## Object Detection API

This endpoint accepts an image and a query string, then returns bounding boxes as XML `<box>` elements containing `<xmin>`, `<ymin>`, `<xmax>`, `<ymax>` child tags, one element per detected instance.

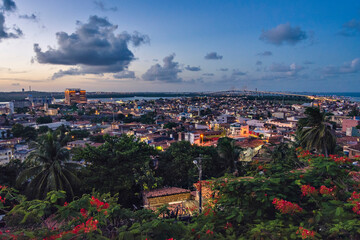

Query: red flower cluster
<box><xmin>257</xmin><ymin>165</ymin><xmax>263</xmax><ymax>170</ymax></box>
<box><xmin>73</xmin><ymin>217</ymin><xmax>98</xmax><ymax>234</ymax></box>
<box><xmin>0</xmin><ymin>185</ymin><xmax>7</xmax><ymax>190</ymax></box>
<box><xmin>90</xmin><ymin>196</ymin><xmax>109</xmax><ymax>211</ymax></box>
<box><xmin>80</xmin><ymin>208</ymin><xmax>88</xmax><ymax>218</ymax></box>
<box><xmin>45</xmin><ymin>217</ymin><xmax>98</xmax><ymax>239</ymax></box>
<box><xmin>348</xmin><ymin>191</ymin><xmax>360</xmax><ymax>215</ymax></box>
<box><xmin>0</xmin><ymin>196</ymin><xmax>6</xmax><ymax>204</ymax></box>
<box><xmin>296</xmin><ymin>227</ymin><xmax>316</xmax><ymax>239</ymax></box>
<box><xmin>206</xmin><ymin>229</ymin><xmax>213</xmax><ymax>235</ymax></box>
<box><xmin>301</xmin><ymin>185</ymin><xmax>317</xmax><ymax>197</ymax></box>
<box><xmin>272</xmin><ymin>198</ymin><xmax>303</xmax><ymax>215</ymax></box>
<box><xmin>297</xmin><ymin>150</ymin><xmax>311</xmax><ymax>158</ymax></box>
<box><xmin>224</xmin><ymin>222</ymin><xmax>233</xmax><ymax>229</ymax></box>
<box><xmin>329</xmin><ymin>155</ymin><xmax>352</xmax><ymax>164</ymax></box>
<box><xmin>319</xmin><ymin>185</ymin><xmax>336</xmax><ymax>196</ymax></box>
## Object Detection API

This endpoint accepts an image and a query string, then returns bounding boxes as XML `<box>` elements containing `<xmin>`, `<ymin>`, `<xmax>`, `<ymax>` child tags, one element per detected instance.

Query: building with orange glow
<box><xmin>64</xmin><ymin>88</ymin><xmax>87</xmax><ymax>105</ymax></box>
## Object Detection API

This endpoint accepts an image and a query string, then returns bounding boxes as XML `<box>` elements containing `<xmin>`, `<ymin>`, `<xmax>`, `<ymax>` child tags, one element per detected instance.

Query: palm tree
<box><xmin>17</xmin><ymin>132</ymin><xmax>80</xmax><ymax>199</ymax></box>
<box><xmin>217</xmin><ymin>137</ymin><xmax>242</xmax><ymax>175</ymax></box>
<box><xmin>297</xmin><ymin>107</ymin><xmax>336</xmax><ymax>157</ymax></box>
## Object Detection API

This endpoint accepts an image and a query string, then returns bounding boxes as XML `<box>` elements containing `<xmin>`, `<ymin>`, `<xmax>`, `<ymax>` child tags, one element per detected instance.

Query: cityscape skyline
<box><xmin>0</xmin><ymin>0</ymin><xmax>359</xmax><ymax>92</ymax></box>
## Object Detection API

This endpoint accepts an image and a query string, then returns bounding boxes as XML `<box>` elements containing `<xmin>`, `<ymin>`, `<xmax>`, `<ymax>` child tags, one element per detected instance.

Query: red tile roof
<box><xmin>144</xmin><ymin>187</ymin><xmax>190</xmax><ymax>198</ymax></box>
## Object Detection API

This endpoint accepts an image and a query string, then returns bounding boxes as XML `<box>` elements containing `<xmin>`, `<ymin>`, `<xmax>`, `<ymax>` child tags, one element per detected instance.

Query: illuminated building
<box><xmin>64</xmin><ymin>88</ymin><xmax>87</xmax><ymax>105</ymax></box>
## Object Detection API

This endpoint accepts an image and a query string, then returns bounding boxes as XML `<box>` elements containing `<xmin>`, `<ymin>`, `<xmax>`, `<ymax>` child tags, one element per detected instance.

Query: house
<box><xmin>345</xmin><ymin>143</ymin><xmax>360</xmax><ymax>159</ymax></box>
<box><xmin>142</xmin><ymin>187</ymin><xmax>192</xmax><ymax>211</ymax></box>
<box><xmin>0</xmin><ymin>147</ymin><xmax>12</xmax><ymax>165</ymax></box>
<box><xmin>342</xmin><ymin>117</ymin><xmax>360</xmax><ymax>132</ymax></box>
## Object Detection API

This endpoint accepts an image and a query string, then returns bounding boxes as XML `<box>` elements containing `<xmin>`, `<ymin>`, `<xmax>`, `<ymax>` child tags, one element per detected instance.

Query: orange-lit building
<box><xmin>64</xmin><ymin>88</ymin><xmax>87</xmax><ymax>105</ymax></box>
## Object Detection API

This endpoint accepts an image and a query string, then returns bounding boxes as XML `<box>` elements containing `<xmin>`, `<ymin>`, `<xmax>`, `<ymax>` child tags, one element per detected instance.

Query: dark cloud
<box><xmin>51</xmin><ymin>68</ymin><xmax>83</xmax><ymax>80</ymax></box>
<box><xmin>256</xmin><ymin>61</ymin><xmax>262</xmax><ymax>65</ymax></box>
<box><xmin>2</xmin><ymin>0</ymin><xmax>16</xmax><ymax>12</ymax></box>
<box><xmin>0</xmin><ymin>13</ymin><xmax>23</xmax><ymax>41</ymax></box>
<box><xmin>204</xmin><ymin>52</ymin><xmax>223</xmax><ymax>60</ymax></box>
<box><xmin>269</xmin><ymin>63</ymin><xmax>304</xmax><ymax>76</ymax></box>
<box><xmin>339</xmin><ymin>19</ymin><xmax>360</xmax><ymax>37</ymax></box>
<box><xmin>218</xmin><ymin>68</ymin><xmax>228</xmax><ymax>71</ymax></box>
<box><xmin>113</xmin><ymin>70</ymin><xmax>135</xmax><ymax>79</ymax></box>
<box><xmin>260</xmin><ymin>23</ymin><xmax>307</xmax><ymax>45</ymax></box>
<box><xmin>185</xmin><ymin>65</ymin><xmax>201</xmax><ymax>71</ymax></box>
<box><xmin>323</xmin><ymin>58</ymin><xmax>360</xmax><ymax>75</ymax></box>
<box><xmin>232</xmin><ymin>70</ymin><xmax>246</xmax><ymax>76</ymax></box>
<box><xmin>94</xmin><ymin>0</ymin><xmax>117</xmax><ymax>12</ymax></box>
<box><xmin>303</xmin><ymin>60</ymin><xmax>314</xmax><ymax>65</ymax></box>
<box><xmin>257</xmin><ymin>51</ymin><xmax>272</xmax><ymax>56</ymax></box>
<box><xmin>203</xmin><ymin>73</ymin><xmax>214</xmax><ymax>76</ymax></box>
<box><xmin>142</xmin><ymin>54</ymin><xmax>182</xmax><ymax>83</ymax></box>
<box><xmin>19</xmin><ymin>14</ymin><xmax>37</xmax><ymax>21</ymax></box>
<box><xmin>32</xmin><ymin>16</ymin><xmax>149</xmax><ymax>79</ymax></box>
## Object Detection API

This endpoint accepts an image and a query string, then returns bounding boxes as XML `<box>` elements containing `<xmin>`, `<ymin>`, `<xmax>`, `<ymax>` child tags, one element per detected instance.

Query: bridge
<box><xmin>206</xmin><ymin>90</ymin><xmax>337</xmax><ymax>101</ymax></box>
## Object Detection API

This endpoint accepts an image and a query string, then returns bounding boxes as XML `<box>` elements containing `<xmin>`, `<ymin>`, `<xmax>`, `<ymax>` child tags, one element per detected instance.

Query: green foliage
<box><xmin>36</xmin><ymin>116</ymin><xmax>53</xmax><ymax>124</ymax></box>
<box><xmin>11</xmin><ymin>123</ymin><xmax>38</xmax><ymax>141</ymax></box>
<box><xmin>17</xmin><ymin>132</ymin><xmax>81</xmax><ymax>200</ymax></box>
<box><xmin>297</xmin><ymin>107</ymin><xmax>336</xmax><ymax>156</ymax></box>
<box><xmin>38</xmin><ymin>125</ymin><xmax>51</xmax><ymax>134</ymax></box>
<box><xmin>217</xmin><ymin>137</ymin><xmax>243</xmax><ymax>175</ymax></box>
<box><xmin>157</xmin><ymin>141</ymin><xmax>227</xmax><ymax>189</ymax></box>
<box><xmin>74</xmin><ymin>134</ymin><xmax>157</xmax><ymax>207</ymax></box>
<box><xmin>163</xmin><ymin>122</ymin><xmax>178</xmax><ymax>129</ymax></box>
<box><xmin>348</xmin><ymin>107</ymin><xmax>360</xmax><ymax>117</ymax></box>
<box><xmin>15</xmin><ymin>107</ymin><xmax>29</xmax><ymax>114</ymax></box>
<box><xmin>69</xmin><ymin>129</ymin><xmax>90</xmax><ymax>140</ymax></box>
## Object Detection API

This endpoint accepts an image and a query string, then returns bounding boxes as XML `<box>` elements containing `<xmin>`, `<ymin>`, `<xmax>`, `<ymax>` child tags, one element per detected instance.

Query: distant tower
<box><xmin>22</xmin><ymin>88</ymin><xmax>24</xmax><ymax>92</ymax></box>
<box><xmin>29</xmin><ymin>86</ymin><xmax>31</xmax><ymax>91</ymax></box>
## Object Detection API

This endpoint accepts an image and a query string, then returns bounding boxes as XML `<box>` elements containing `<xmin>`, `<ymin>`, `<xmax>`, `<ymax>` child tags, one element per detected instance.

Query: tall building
<box><xmin>64</xmin><ymin>88</ymin><xmax>87</xmax><ymax>105</ymax></box>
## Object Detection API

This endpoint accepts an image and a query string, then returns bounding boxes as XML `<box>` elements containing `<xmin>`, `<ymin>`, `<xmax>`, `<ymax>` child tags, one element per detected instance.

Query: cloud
<box><xmin>303</xmin><ymin>60</ymin><xmax>314</xmax><ymax>65</ymax></box>
<box><xmin>142</xmin><ymin>54</ymin><xmax>182</xmax><ymax>83</ymax></box>
<box><xmin>323</xmin><ymin>58</ymin><xmax>360</xmax><ymax>75</ymax></box>
<box><xmin>218</xmin><ymin>68</ymin><xmax>228</xmax><ymax>71</ymax></box>
<box><xmin>260</xmin><ymin>23</ymin><xmax>307</xmax><ymax>45</ymax></box>
<box><xmin>2</xmin><ymin>0</ymin><xmax>16</xmax><ymax>12</ymax></box>
<box><xmin>94</xmin><ymin>0</ymin><xmax>117</xmax><ymax>12</ymax></box>
<box><xmin>232</xmin><ymin>70</ymin><xmax>246</xmax><ymax>76</ymax></box>
<box><xmin>11</xmin><ymin>82</ymin><xmax>19</xmax><ymax>86</ymax></box>
<box><xmin>0</xmin><ymin>13</ymin><xmax>23</xmax><ymax>41</ymax></box>
<box><xmin>113</xmin><ymin>70</ymin><xmax>135</xmax><ymax>79</ymax></box>
<box><xmin>256</xmin><ymin>61</ymin><xmax>262</xmax><ymax>65</ymax></box>
<box><xmin>32</xmin><ymin>16</ymin><xmax>149</xmax><ymax>79</ymax></box>
<box><xmin>269</xmin><ymin>63</ymin><xmax>304</xmax><ymax>76</ymax></box>
<box><xmin>257</xmin><ymin>51</ymin><xmax>272</xmax><ymax>56</ymax></box>
<box><xmin>339</xmin><ymin>19</ymin><xmax>360</xmax><ymax>37</ymax></box>
<box><xmin>19</xmin><ymin>14</ymin><xmax>37</xmax><ymax>21</ymax></box>
<box><xmin>205</xmin><ymin>52</ymin><xmax>223</xmax><ymax>60</ymax></box>
<box><xmin>185</xmin><ymin>65</ymin><xmax>201</xmax><ymax>71</ymax></box>
<box><xmin>187</xmin><ymin>78</ymin><xmax>204</xmax><ymax>84</ymax></box>
<box><xmin>203</xmin><ymin>73</ymin><xmax>214</xmax><ymax>76</ymax></box>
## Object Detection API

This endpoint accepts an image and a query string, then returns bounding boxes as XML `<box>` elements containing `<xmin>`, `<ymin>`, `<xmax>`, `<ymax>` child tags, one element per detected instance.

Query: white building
<box><xmin>0</xmin><ymin>148</ymin><xmax>12</xmax><ymax>165</ymax></box>
<box><xmin>0</xmin><ymin>102</ymin><xmax>14</xmax><ymax>115</ymax></box>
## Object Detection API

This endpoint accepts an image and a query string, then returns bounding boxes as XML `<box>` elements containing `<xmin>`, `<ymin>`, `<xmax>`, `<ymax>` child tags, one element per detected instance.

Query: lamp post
<box><xmin>193</xmin><ymin>154</ymin><xmax>203</xmax><ymax>213</ymax></box>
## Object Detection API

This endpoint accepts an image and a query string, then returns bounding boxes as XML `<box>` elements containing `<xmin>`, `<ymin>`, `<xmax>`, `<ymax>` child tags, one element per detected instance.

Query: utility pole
<box><xmin>193</xmin><ymin>154</ymin><xmax>203</xmax><ymax>213</ymax></box>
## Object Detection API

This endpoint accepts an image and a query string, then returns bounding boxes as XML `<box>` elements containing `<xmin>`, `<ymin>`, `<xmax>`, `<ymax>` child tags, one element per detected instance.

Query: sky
<box><xmin>0</xmin><ymin>0</ymin><xmax>359</xmax><ymax>92</ymax></box>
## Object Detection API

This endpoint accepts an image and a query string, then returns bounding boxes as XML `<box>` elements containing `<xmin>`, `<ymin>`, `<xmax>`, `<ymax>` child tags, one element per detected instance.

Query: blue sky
<box><xmin>0</xmin><ymin>0</ymin><xmax>359</xmax><ymax>92</ymax></box>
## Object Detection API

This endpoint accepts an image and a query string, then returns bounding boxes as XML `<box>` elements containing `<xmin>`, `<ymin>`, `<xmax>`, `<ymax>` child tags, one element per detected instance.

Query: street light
<box><xmin>193</xmin><ymin>154</ymin><xmax>203</xmax><ymax>213</ymax></box>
